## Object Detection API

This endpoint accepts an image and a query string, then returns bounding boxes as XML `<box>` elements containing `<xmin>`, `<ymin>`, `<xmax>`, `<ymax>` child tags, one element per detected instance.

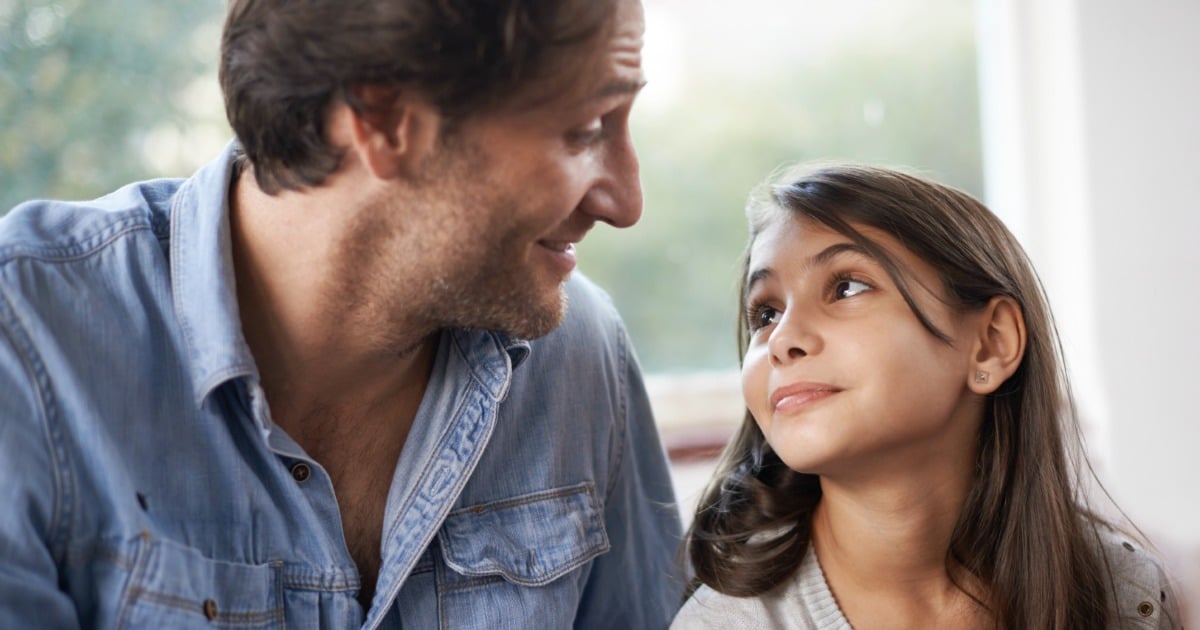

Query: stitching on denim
<box><xmin>440</xmin><ymin>574</ymin><xmax>505</xmax><ymax>592</ymax></box>
<box><xmin>607</xmin><ymin>316</ymin><xmax>631</xmax><ymax>500</ymax></box>
<box><xmin>446</xmin><ymin>481</ymin><xmax>595</xmax><ymax>517</ymax></box>
<box><xmin>115</xmin><ymin>533</ymin><xmax>153</xmax><ymax>629</ymax></box>
<box><xmin>442</xmin><ymin>538</ymin><xmax>610</xmax><ymax>590</ymax></box>
<box><xmin>0</xmin><ymin>282</ymin><xmax>73</xmax><ymax>561</ymax></box>
<box><xmin>130</xmin><ymin>588</ymin><xmax>284</xmax><ymax>623</ymax></box>
<box><xmin>449</xmin><ymin>330</ymin><xmax>505</xmax><ymax>401</ymax></box>
<box><xmin>378</xmin><ymin>383</ymin><xmax>498</xmax><ymax>622</ymax></box>
<box><xmin>282</xmin><ymin>577</ymin><xmax>360</xmax><ymax>592</ymax></box>
<box><xmin>62</xmin><ymin>542</ymin><xmax>134</xmax><ymax>569</ymax></box>
<box><xmin>0</xmin><ymin>217</ymin><xmax>151</xmax><ymax>265</ymax></box>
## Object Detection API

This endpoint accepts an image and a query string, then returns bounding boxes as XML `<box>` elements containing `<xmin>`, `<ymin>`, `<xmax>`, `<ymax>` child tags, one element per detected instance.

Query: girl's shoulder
<box><xmin>1094</xmin><ymin>524</ymin><xmax>1183</xmax><ymax>628</ymax></box>
<box><xmin>670</xmin><ymin>547</ymin><xmax>852</xmax><ymax>630</ymax></box>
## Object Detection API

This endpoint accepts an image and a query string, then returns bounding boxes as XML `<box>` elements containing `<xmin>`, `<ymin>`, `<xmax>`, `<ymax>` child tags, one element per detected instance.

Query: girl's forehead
<box><xmin>747</xmin><ymin>211</ymin><xmax>944</xmax><ymax>293</ymax></box>
<box><xmin>751</xmin><ymin>211</ymin><xmax>906</xmax><ymax>262</ymax></box>
<box><xmin>749</xmin><ymin>214</ymin><xmax>852</xmax><ymax>263</ymax></box>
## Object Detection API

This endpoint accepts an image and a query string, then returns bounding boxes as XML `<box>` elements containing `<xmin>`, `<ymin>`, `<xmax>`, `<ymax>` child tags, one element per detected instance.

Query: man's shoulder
<box><xmin>0</xmin><ymin>178</ymin><xmax>182</xmax><ymax>268</ymax></box>
<box><xmin>551</xmin><ymin>272</ymin><xmax>624</xmax><ymax>341</ymax></box>
<box><xmin>0</xmin><ymin>178</ymin><xmax>188</xmax><ymax>377</ymax></box>
<box><xmin>502</xmin><ymin>273</ymin><xmax>629</xmax><ymax>386</ymax></box>
<box><xmin>509</xmin><ymin>273</ymin><xmax>630</xmax><ymax>378</ymax></box>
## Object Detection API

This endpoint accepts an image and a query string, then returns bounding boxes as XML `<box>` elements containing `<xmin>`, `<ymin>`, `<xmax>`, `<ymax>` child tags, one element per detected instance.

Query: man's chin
<box><xmin>502</xmin><ymin>285</ymin><xmax>569</xmax><ymax>340</ymax></box>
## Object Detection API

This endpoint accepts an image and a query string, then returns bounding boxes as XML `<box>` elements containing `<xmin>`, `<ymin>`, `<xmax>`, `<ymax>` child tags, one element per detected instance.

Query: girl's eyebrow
<box><xmin>745</xmin><ymin>242</ymin><xmax>871</xmax><ymax>296</ymax></box>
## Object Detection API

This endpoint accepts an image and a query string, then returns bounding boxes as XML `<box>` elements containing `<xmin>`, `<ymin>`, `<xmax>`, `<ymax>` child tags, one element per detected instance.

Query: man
<box><xmin>0</xmin><ymin>0</ymin><xmax>682</xmax><ymax>627</ymax></box>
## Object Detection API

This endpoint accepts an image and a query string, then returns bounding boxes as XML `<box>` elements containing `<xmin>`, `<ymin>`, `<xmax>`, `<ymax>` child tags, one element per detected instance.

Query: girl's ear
<box><xmin>329</xmin><ymin>85</ymin><xmax>442</xmax><ymax>181</ymax></box>
<box><xmin>968</xmin><ymin>295</ymin><xmax>1026</xmax><ymax>394</ymax></box>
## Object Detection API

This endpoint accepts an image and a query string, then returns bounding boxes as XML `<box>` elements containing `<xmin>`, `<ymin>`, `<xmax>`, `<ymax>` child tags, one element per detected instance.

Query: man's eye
<box><xmin>567</xmin><ymin>120</ymin><xmax>604</xmax><ymax>145</ymax></box>
<box><xmin>834</xmin><ymin>279</ymin><xmax>871</xmax><ymax>300</ymax></box>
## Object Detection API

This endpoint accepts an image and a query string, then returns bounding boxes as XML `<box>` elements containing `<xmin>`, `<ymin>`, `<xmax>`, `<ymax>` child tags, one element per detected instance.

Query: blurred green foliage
<box><xmin>0</xmin><ymin>0</ymin><xmax>981</xmax><ymax>374</ymax></box>
<box><xmin>0</xmin><ymin>0</ymin><xmax>223</xmax><ymax>208</ymax></box>
<box><xmin>581</xmin><ymin>9</ymin><xmax>983</xmax><ymax>372</ymax></box>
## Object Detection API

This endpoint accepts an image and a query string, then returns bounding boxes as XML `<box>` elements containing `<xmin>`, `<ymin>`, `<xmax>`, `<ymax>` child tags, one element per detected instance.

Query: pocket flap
<box><xmin>126</xmin><ymin>535</ymin><xmax>283</xmax><ymax>627</ymax></box>
<box><xmin>438</xmin><ymin>482</ymin><xmax>610</xmax><ymax>587</ymax></box>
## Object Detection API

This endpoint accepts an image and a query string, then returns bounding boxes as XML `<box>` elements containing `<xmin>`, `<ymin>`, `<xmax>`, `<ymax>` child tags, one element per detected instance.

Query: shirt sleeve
<box><xmin>572</xmin><ymin>320</ymin><xmax>685</xmax><ymax>630</ymax></box>
<box><xmin>0</xmin><ymin>297</ymin><xmax>79</xmax><ymax>627</ymax></box>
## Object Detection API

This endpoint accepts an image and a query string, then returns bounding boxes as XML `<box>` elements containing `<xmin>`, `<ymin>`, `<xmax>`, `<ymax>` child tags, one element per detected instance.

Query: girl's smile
<box><xmin>769</xmin><ymin>382</ymin><xmax>843</xmax><ymax>414</ymax></box>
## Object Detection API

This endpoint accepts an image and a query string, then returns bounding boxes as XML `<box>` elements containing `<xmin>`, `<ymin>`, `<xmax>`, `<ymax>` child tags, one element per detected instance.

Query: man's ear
<box><xmin>335</xmin><ymin>85</ymin><xmax>441</xmax><ymax>181</ymax></box>
<box><xmin>967</xmin><ymin>295</ymin><xmax>1026</xmax><ymax>394</ymax></box>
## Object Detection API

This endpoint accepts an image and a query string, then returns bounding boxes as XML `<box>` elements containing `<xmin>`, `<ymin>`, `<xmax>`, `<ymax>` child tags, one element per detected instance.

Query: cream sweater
<box><xmin>672</xmin><ymin>528</ymin><xmax>1181</xmax><ymax>629</ymax></box>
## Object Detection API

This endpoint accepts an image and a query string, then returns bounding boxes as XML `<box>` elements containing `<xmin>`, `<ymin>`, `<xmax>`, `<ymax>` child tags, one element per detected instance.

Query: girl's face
<box><xmin>740</xmin><ymin>213</ymin><xmax>987</xmax><ymax>482</ymax></box>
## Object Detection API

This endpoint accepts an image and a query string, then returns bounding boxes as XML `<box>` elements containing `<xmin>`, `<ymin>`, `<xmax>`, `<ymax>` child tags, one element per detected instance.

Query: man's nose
<box><xmin>583</xmin><ymin>129</ymin><xmax>643</xmax><ymax>228</ymax></box>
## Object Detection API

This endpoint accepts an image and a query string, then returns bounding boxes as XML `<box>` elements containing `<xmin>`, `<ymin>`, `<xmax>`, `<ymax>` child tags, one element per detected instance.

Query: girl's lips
<box><xmin>770</xmin><ymin>382</ymin><xmax>842</xmax><ymax>413</ymax></box>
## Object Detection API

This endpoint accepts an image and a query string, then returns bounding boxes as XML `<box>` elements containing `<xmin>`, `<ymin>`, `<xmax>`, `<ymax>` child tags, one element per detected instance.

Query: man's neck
<box><xmin>228</xmin><ymin>168</ymin><xmax>437</xmax><ymax>425</ymax></box>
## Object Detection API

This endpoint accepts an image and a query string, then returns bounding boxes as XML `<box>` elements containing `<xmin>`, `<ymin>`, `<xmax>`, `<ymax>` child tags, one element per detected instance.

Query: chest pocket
<box><xmin>433</xmin><ymin>482</ymin><xmax>609</xmax><ymax>629</ymax></box>
<box><xmin>119</xmin><ymin>534</ymin><xmax>284</xmax><ymax>629</ymax></box>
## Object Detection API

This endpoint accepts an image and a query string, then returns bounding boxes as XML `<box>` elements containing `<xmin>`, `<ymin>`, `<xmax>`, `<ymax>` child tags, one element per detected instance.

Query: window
<box><xmin>585</xmin><ymin>0</ymin><xmax>983</xmax><ymax>517</ymax></box>
<box><xmin>2</xmin><ymin>0</ymin><xmax>984</xmax><ymax>521</ymax></box>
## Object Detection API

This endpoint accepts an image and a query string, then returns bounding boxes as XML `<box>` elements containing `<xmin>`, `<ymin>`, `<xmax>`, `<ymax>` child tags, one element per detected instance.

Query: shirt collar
<box><xmin>495</xmin><ymin>332</ymin><xmax>532</xmax><ymax>370</ymax></box>
<box><xmin>170</xmin><ymin>140</ymin><xmax>258</xmax><ymax>407</ymax></box>
<box><xmin>169</xmin><ymin>141</ymin><xmax>537</xmax><ymax>409</ymax></box>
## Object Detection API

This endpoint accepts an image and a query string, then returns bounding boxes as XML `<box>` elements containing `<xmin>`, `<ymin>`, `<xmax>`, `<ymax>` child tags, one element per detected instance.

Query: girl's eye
<box><xmin>834</xmin><ymin>278</ymin><xmax>872</xmax><ymax>300</ymax></box>
<box><xmin>748</xmin><ymin>305</ymin><xmax>781</xmax><ymax>332</ymax></box>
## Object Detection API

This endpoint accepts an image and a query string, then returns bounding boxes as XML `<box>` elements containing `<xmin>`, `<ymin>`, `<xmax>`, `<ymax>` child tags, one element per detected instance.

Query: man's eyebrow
<box><xmin>744</xmin><ymin>242</ymin><xmax>871</xmax><ymax>296</ymax></box>
<box><xmin>595</xmin><ymin>78</ymin><xmax>647</xmax><ymax>99</ymax></box>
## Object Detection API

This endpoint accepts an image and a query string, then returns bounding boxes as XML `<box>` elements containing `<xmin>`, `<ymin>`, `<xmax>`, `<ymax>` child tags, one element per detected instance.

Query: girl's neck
<box><xmin>813</xmin><ymin>477</ymin><xmax>963</xmax><ymax>585</ymax></box>
<box><xmin>811</xmin><ymin>471</ymin><xmax>992</xmax><ymax>628</ymax></box>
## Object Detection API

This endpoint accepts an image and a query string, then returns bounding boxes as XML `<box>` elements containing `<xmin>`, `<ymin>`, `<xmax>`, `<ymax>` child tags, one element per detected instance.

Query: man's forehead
<box><xmin>506</xmin><ymin>52</ymin><xmax>643</xmax><ymax>114</ymax></box>
<box><xmin>554</xmin><ymin>13</ymin><xmax>646</xmax><ymax>105</ymax></box>
<box><xmin>479</xmin><ymin>0</ymin><xmax>644</xmax><ymax>115</ymax></box>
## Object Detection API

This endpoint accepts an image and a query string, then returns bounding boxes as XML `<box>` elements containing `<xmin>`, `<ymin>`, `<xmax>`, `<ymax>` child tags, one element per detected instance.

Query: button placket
<box><xmin>290</xmin><ymin>462</ymin><xmax>311</xmax><ymax>483</ymax></box>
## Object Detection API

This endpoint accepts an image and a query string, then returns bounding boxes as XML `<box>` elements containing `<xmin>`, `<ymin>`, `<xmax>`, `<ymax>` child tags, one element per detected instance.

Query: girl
<box><xmin>673</xmin><ymin>164</ymin><xmax>1180</xmax><ymax>629</ymax></box>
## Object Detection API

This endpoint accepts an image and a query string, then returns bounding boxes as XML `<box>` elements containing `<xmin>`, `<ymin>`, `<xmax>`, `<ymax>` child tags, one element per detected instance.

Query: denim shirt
<box><xmin>0</xmin><ymin>143</ymin><xmax>684</xmax><ymax>628</ymax></box>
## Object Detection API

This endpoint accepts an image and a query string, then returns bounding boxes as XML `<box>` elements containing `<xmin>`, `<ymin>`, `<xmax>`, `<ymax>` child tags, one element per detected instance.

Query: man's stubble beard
<box><xmin>329</xmin><ymin>151</ymin><xmax>570</xmax><ymax>354</ymax></box>
<box><xmin>407</xmin><ymin>135</ymin><xmax>572</xmax><ymax>341</ymax></box>
<box><xmin>413</xmin><ymin>193</ymin><xmax>570</xmax><ymax>340</ymax></box>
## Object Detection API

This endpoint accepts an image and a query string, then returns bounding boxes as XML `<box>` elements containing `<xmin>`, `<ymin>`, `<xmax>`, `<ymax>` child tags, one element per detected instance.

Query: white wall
<box><xmin>978</xmin><ymin>0</ymin><xmax>1200</xmax><ymax>611</ymax></box>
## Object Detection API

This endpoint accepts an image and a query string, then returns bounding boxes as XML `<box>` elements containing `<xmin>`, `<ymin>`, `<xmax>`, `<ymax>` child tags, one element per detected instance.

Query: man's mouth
<box><xmin>535</xmin><ymin>239</ymin><xmax>578</xmax><ymax>275</ymax></box>
<box><xmin>537</xmin><ymin>240</ymin><xmax>576</xmax><ymax>254</ymax></box>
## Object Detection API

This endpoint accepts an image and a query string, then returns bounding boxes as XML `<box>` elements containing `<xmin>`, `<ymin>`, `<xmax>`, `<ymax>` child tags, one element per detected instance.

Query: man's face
<box><xmin>363</xmin><ymin>0</ymin><xmax>647</xmax><ymax>341</ymax></box>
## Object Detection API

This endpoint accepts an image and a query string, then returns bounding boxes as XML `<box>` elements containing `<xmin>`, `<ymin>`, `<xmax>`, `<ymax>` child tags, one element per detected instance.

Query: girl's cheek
<box><xmin>741</xmin><ymin>349</ymin><xmax>770</xmax><ymax>417</ymax></box>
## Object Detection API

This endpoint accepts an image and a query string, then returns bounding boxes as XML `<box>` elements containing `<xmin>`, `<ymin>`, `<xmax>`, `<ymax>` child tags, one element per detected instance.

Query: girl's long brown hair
<box><xmin>687</xmin><ymin>164</ymin><xmax>1114</xmax><ymax>628</ymax></box>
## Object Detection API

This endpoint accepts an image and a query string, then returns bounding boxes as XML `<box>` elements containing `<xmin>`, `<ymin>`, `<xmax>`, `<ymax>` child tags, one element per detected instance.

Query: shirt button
<box><xmin>203</xmin><ymin>598</ymin><xmax>219</xmax><ymax>621</ymax></box>
<box><xmin>1137</xmin><ymin>601</ymin><xmax>1155</xmax><ymax>617</ymax></box>
<box><xmin>290</xmin><ymin>463</ymin><xmax>311</xmax><ymax>483</ymax></box>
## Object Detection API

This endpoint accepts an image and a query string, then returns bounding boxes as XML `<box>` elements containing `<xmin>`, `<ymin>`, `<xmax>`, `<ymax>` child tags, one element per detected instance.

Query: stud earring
<box><xmin>974</xmin><ymin>371</ymin><xmax>989</xmax><ymax>383</ymax></box>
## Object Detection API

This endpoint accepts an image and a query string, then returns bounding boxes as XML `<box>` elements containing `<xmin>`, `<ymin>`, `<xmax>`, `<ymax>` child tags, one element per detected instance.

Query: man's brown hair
<box><xmin>219</xmin><ymin>0</ymin><xmax>614</xmax><ymax>194</ymax></box>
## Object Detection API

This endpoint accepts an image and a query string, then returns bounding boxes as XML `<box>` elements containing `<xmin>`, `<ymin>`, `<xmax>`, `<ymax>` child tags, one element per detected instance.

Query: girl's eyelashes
<box><xmin>744</xmin><ymin>273</ymin><xmax>875</xmax><ymax>333</ymax></box>
<box><xmin>828</xmin><ymin>272</ymin><xmax>874</xmax><ymax>301</ymax></box>
<box><xmin>745</xmin><ymin>301</ymin><xmax>781</xmax><ymax>333</ymax></box>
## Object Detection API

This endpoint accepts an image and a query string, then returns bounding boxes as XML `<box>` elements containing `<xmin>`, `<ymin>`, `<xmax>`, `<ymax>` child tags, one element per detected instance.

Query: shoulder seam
<box><xmin>606</xmin><ymin>313</ymin><xmax>631</xmax><ymax>501</ymax></box>
<box><xmin>0</xmin><ymin>216</ymin><xmax>152</xmax><ymax>267</ymax></box>
<box><xmin>0</xmin><ymin>282</ymin><xmax>73</xmax><ymax>559</ymax></box>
